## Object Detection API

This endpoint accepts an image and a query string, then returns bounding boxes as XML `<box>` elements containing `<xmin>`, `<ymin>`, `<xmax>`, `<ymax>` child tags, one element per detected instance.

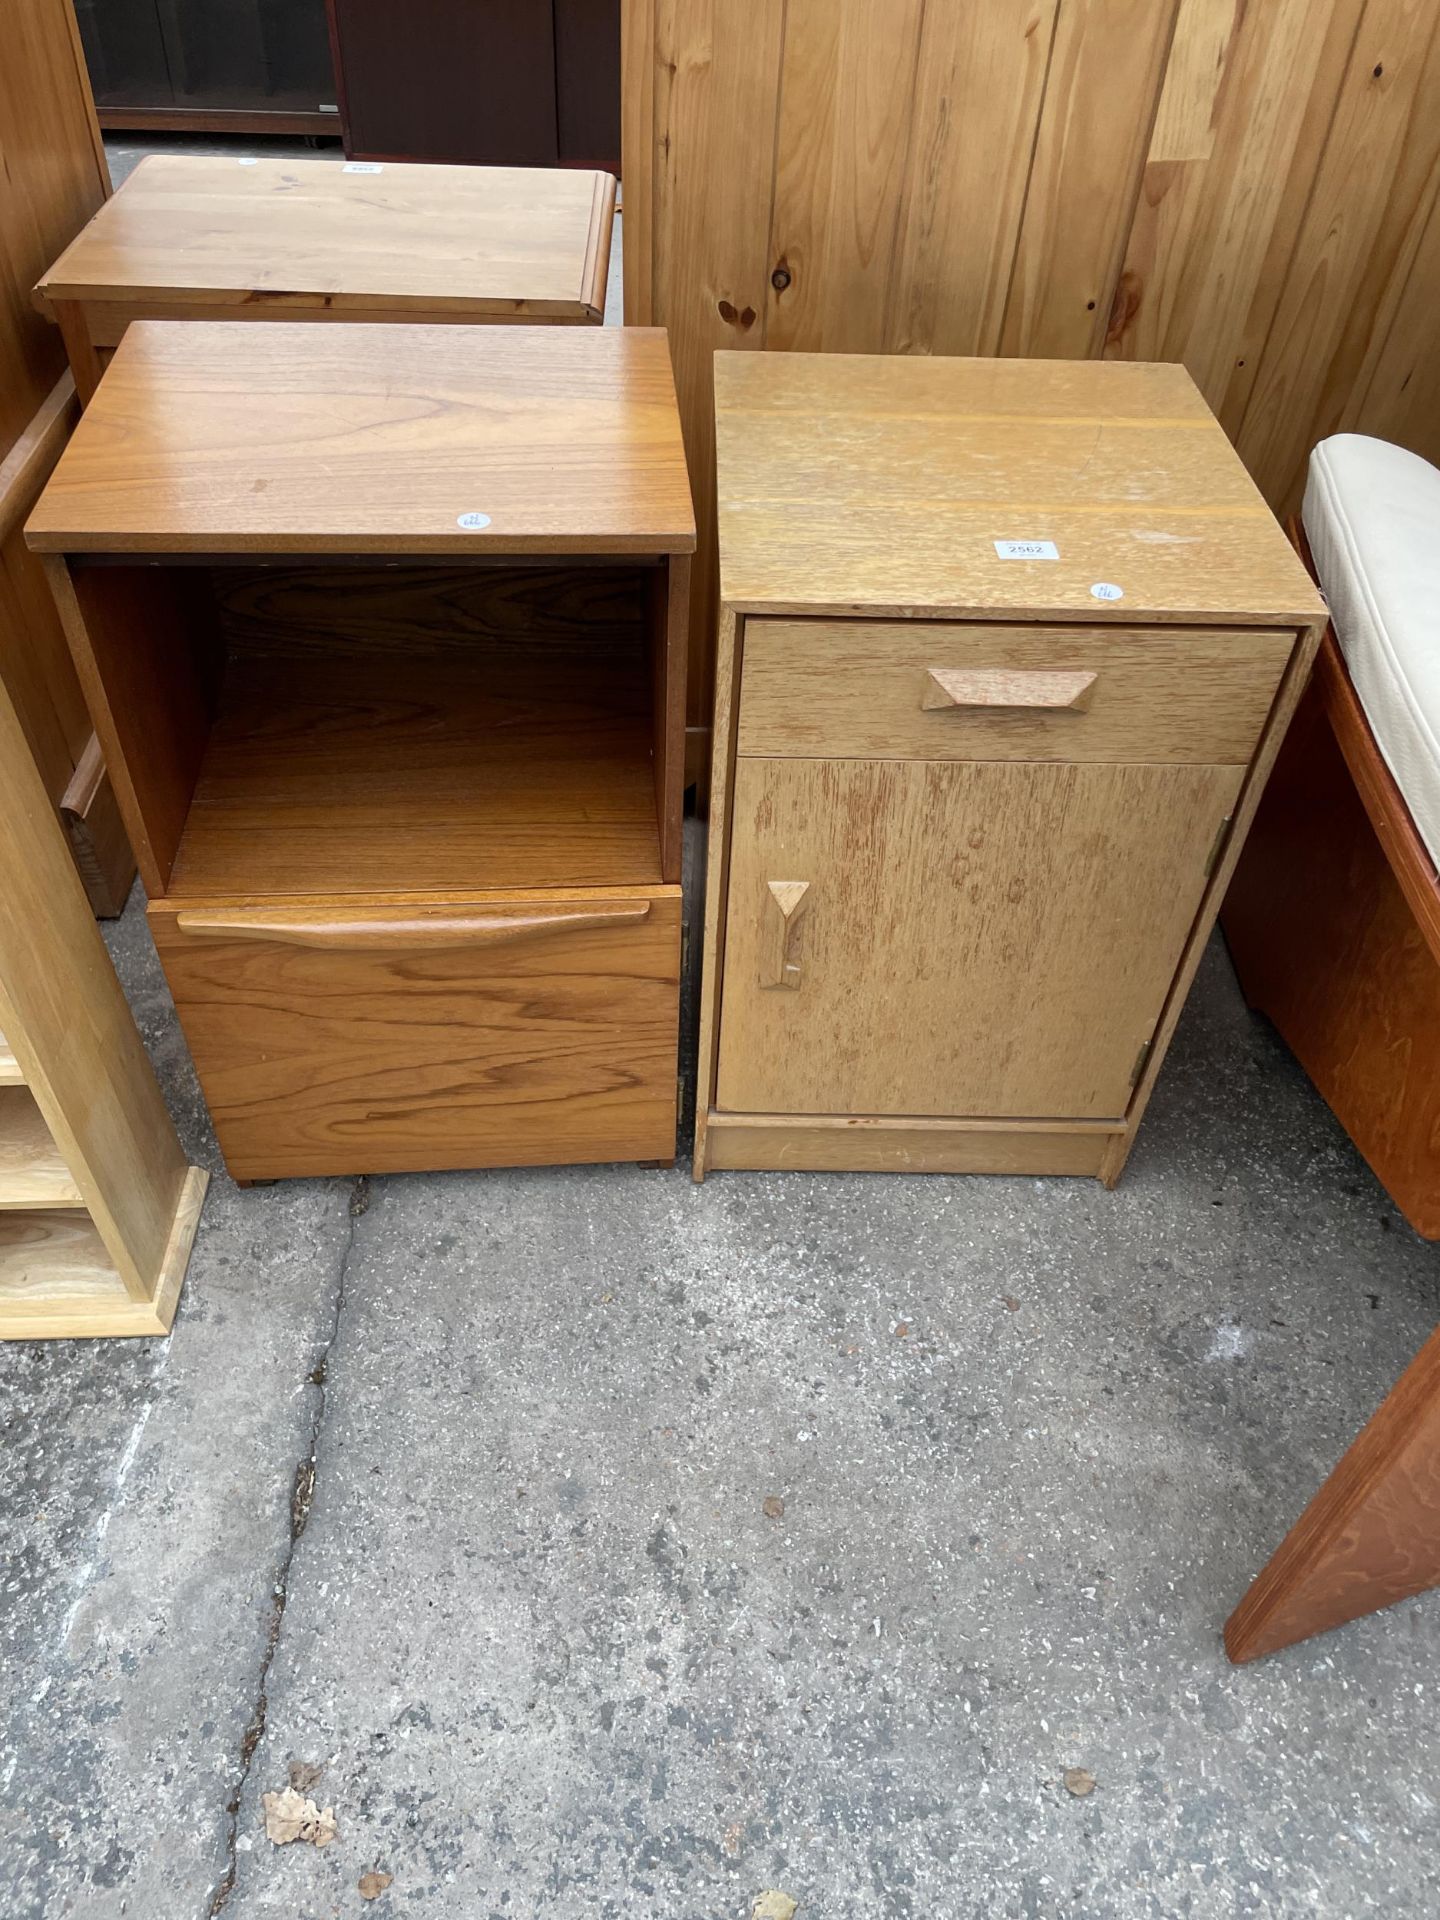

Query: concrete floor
<box><xmin>2</xmin><ymin>865</ymin><xmax>1439</xmax><ymax>1920</ymax></box>
<box><xmin>3</xmin><ymin>135</ymin><xmax>1437</xmax><ymax>1920</ymax></box>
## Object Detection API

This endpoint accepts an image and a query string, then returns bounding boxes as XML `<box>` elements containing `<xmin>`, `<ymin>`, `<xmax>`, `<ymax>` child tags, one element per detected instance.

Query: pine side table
<box><xmin>34</xmin><ymin>155</ymin><xmax>617</xmax><ymax>403</ymax></box>
<box><xmin>27</xmin><ymin>321</ymin><xmax>694</xmax><ymax>1181</ymax></box>
<box><xmin>694</xmin><ymin>353</ymin><xmax>1328</xmax><ymax>1183</ymax></box>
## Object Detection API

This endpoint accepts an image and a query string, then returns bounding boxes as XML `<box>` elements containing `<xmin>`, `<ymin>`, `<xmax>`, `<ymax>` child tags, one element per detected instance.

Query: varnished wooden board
<box><xmin>36</xmin><ymin>155</ymin><xmax>616</xmax><ymax>320</ymax></box>
<box><xmin>0</xmin><ymin>1087</ymin><xmax>84</xmax><ymax>1208</ymax></box>
<box><xmin>736</xmin><ymin>619</ymin><xmax>1292</xmax><ymax>763</ymax></box>
<box><xmin>713</xmin><ymin>353</ymin><xmax>1324</xmax><ymax>624</ymax></box>
<box><xmin>150</xmin><ymin>889</ymin><xmax>682</xmax><ymax>1179</ymax></box>
<box><xmin>0</xmin><ymin>1169</ymin><xmax>207</xmax><ymax>1339</ymax></box>
<box><xmin>715</xmin><ymin>755</ymin><xmax>1243</xmax><ymax>1121</ymax></box>
<box><xmin>26</xmin><ymin>323</ymin><xmax>697</xmax><ymax>557</ymax></box>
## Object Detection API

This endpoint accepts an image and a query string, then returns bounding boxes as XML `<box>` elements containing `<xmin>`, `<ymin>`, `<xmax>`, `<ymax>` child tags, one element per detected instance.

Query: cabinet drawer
<box><xmin>150</xmin><ymin>889</ymin><xmax>680</xmax><ymax>1179</ymax></box>
<box><xmin>736</xmin><ymin>619</ymin><xmax>1294</xmax><ymax>763</ymax></box>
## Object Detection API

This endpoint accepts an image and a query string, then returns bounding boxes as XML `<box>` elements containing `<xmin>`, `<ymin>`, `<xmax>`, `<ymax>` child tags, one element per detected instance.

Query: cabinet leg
<box><xmin>1225</xmin><ymin>1322</ymin><xmax>1440</xmax><ymax>1662</ymax></box>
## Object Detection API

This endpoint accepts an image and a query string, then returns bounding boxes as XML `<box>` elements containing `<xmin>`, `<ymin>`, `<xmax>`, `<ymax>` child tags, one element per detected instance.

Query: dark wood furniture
<box><xmin>28</xmin><ymin>320</ymin><xmax>694</xmax><ymax>1181</ymax></box>
<box><xmin>326</xmin><ymin>0</ymin><xmax>620</xmax><ymax>170</ymax></box>
<box><xmin>74</xmin><ymin>0</ymin><xmax>339</xmax><ymax>135</ymax></box>
<box><xmin>0</xmin><ymin>0</ymin><xmax>134</xmax><ymax>916</ymax></box>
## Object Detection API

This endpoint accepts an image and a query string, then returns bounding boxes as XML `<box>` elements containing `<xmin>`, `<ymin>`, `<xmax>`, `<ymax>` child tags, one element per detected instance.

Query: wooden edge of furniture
<box><xmin>61</xmin><ymin>0</ymin><xmax>110</xmax><ymax>194</ymax></box>
<box><xmin>1</xmin><ymin>377</ymin><xmax>135</xmax><ymax>916</ymax></box>
<box><xmin>1225</xmin><ymin>1323</ymin><xmax>1440</xmax><ymax>1663</ymax></box>
<box><xmin>97</xmin><ymin>107</ymin><xmax>341</xmax><ymax>137</ymax></box>
<box><xmin>1221</xmin><ymin>514</ymin><xmax>1440</xmax><ymax>1660</ymax></box>
<box><xmin>0</xmin><ymin>665</ymin><xmax>206</xmax><ymax>1340</ymax></box>
<box><xmin>704</xmin><ymin>1114</ymin><xmax>1119</xmax><ymax>1177</ymax></box>
<box><xmin>693</xmin><ymin>610</ymin><xmax>1325</xmax><ymax>1181</ymax></box>
<box><xmin>619</xmin><ymin>0</ymin><xmax>654</xmax><ymax>326</ymax></box>
<box><xmin>1287</xmin><ymin>518</ymin><xmax>1440</xmax><ymax>956</ymax></box>
<box><xmin>583</xmin><ymin>171</ymin><xmax>619</xmax><ymax>322</ymax></box>
<box><xmin>1098</xmin><ymin>621</ymin><xmax>1324</xmax><ymax>1185</ymax></box>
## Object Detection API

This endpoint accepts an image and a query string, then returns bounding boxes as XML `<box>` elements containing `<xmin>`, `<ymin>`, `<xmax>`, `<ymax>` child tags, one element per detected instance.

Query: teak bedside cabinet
<box><xmin>35</xmin><ymin>155</ymin><xmax>617</xmax><ymax>404</ymax></box>
<box><xmin>694</xmin><ymin>354</ymin><xmax>1328</xmax><ymax>1183</ymax></box>
<box><xmin>27</xmin><ymin>321</ymin><xmax>694</xmax><ymax>1182</ymax></box>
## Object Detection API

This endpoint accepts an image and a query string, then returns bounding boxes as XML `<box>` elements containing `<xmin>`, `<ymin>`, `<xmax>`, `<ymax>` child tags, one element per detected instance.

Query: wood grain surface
<box><xmin>704</xmin><ymin>1113</ymin><xmax>1115</xmax><ymax>1177</ymax></box>
<box><xmin>715</xmin><ymin>756</ymin><xmax>1243</xmax><ymax>1121</ymax></box>
<box><xmin>1224</xmin><ymin>635</ymin><xmax>1440</xmax><ymax>1238</ymax></box>
<box><xmin>712</xmin><ymin>354</ymin><xmax>1324</xmax><ymax>626</ymax></box>
<box><xmin>1226</xmin><ymin>1322</ymin><xmax>1440</xmax><ymax>1661</ymax></box>
<box><xmin>36</xmin><ymin>154</ymin><xmax>617</xmax><ymax>320</ymax></box>
<box><xmin>735</xmin><ymin>619</ymin><xmax>1292</xmax><ymax>763</ymax></box>
<box><xmin>151</xmin><ymin>888</ymin><xmax>682</xmax><ymax>1178</ymax></box>
<box><xmin>26</xmin><ymin>323</ymin><xmax>696</xmax><ymax>557</ymax></box>
<box><xmin>625</xmin><ymin>0</ymin><xmax>1440</xmax><ymax>734</ymax></box>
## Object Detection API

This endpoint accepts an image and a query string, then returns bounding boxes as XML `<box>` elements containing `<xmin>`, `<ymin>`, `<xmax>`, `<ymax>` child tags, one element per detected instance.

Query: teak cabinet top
<box><xmin>35</xmin><ymin>155</ymin><xmax>617</xmax><ymax>325</ymax></box>
<box><xmin>26</xmin><ymin>322</ymin><xmax>696</xmax><ymax>558</ymax></box>
<box><xmin>713</xmin><ymin>354</ymin><xmax>1325</xmax><ymax>628</ymax></box>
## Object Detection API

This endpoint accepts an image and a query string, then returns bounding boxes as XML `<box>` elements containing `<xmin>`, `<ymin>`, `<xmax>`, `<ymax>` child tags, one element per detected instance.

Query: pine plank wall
<box><xmin>621</xmin><ymin>0</ymin><xmax>1440</xmax><ymax>731</ymax></box>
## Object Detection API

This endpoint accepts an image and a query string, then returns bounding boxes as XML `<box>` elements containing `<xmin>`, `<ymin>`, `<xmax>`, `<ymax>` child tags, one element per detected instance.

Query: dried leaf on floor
<box><xmin>895</xmin><ymin>1322</ymin><xmax>910</xmax><ymax>1338</ymax></box>
<box><xmin>1002</xmin><ymin>1297</ymin><xmax>1021</xmax><ymax>1313</ymax></box>
<box><xmin>751</xmin><ymin>1894</ymin><xmax>799</xmax><ymax>1920</ymax></box>
<box><xmin>288</xmin><ymin>1760</ymin><xmax>323</xmax><ymax>1793</ymax></box>
<box><xmin>359</xmin><ymin>1869</ymin><xmax>394</xmax><ymax>1899</ymax></box>
<box><xmin>763</xmin><ymin>1496</ymin><xmax>785</xmax><ymax>1520</ymax></box>
<box><xmin>1063</xmin><ymin>1768</ymin><xmax>1097</xmax><ymax>1798</ymax></box>
<box><xmin>261</xmin><ymin>1785</ymin><xmax>339</xmax><ymax>1848</ymax></box>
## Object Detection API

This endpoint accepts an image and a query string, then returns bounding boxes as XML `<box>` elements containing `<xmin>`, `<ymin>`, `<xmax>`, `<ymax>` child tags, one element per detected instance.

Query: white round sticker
<box><xmin>456</xmin><ymin>512</ymin><xmax>492</xmax><ymax>531</ymax></box>
<box><xmin>1090</xmin><ymin>582</ymin><xmax>1124</xmax><ymax>601</ymax></box>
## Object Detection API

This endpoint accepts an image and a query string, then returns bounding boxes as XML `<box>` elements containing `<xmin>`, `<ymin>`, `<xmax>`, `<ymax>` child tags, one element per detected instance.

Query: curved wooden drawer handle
<box><xmin>173</xmin><ymin>902</ymin><xmax>652</xmax><ymax>950</ymax></box>
<box><xmin>922</xmin><ymin>668</ymin><xmax>1097</xmax><ymax>712</ymax></box>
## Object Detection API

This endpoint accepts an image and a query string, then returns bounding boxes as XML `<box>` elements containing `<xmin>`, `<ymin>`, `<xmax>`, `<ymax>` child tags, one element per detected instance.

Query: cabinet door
<box><xmin>716</xmin><ymin>758</ymin><xmax>1243</xmax><ymax>1121</ymax></box>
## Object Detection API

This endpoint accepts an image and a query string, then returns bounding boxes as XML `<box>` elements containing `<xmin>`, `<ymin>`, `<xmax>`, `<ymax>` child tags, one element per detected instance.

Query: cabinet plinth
<box><xmin>29</xmin><ymin>322</ymin><xmax>694</xmax><ymax>1180</ymax></box>
<box><xmin>695</xmin><ymin>353</ymin><xmax>1328</xmax><ymax>1183</ymax></box>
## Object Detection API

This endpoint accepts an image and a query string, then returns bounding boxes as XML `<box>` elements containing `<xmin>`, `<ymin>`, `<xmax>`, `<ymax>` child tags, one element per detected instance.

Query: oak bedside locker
<box><xmin>35</xmin><ymin>155</ymin><xmax>617</xmax><ymax>404</ymax></box>
<box><xmin>694</xmin><ymin>353</ymin><xmax>1327</xmax><ymax>1183</ymax></box>
<box><xmin>27</xmin><ymin>321</ymin><xmax>694</xmax><ymax>1182</ymax></box>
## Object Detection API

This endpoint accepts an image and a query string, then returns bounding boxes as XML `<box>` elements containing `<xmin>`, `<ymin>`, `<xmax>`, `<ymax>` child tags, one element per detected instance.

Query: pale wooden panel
<box><xmin>0</xmin><ymin>670</ymin><xmax>193</xmax><ymax>1297</ymax></box>
<box><xmin>886</xmin><ymin>1</ymin><xmax>1057</xmax><ymax>356</ymax></box>
<box><xmin>151</xmin><ymin>891</ymin><xmax>682</xmax><ymax>1180</ymax></box>
<box><xmin>27</xmin><ymin>324</ymin><xmax>696</xmax><ymax>558</ymax></box>
<box><xmin>1346</xmin><ymin>183</ymin><xmax>1440</xmax><ymax>466</ymax></box>
<box><xmin>703</xmin><ymin>1113</ymin><xmax>1113</xmax><ymax>1177</ymax></box>
<box><xmin>1110</xmin><ymin>0</ymin><xmax>1368</xmax><ymax>433</ymax></box>
<box><xmin>635</xmin><ymin>0</ymin><xmax>788</xmax><ymax>724</ymax></box>
<box><xmin>712</xmin><ymin>353</ymin><xmax>1324</xmax><ymax>626</ymax></box>
<box><xmin>37</xmin><ymin>158</ymin><xmax>615</xmax><ymax>318</ymax></box>
<box><xmin>0</xmin><ymin>1171</ymin><xmax>205</xmax><ymax>1339</ymax></box>
<box><xmin>1237</xmin><ymin>2</ymin><xmax>1440</xmax><ymax>511</ymax></box>
<box><xmin>1001</xmin><ymin>0</ymin><xmax>1180</xmax><ymax>360</ymax></box>
<box><xmin>0</xmin><ymin>1088</ymin><xmax>82</xmax><ymax>1208</ymax></box>
<box><xmin>736</xmin><ymin>619</ymin><xmax>1292</xmax><ymax>763</ymax></box>
<box><xmin>0</xmin><ymin>1033</ymin><xmax>22</xmax><ymax>1086</ymax></box>
<box><xmin>763</xmin><ymin>0</ymin><xmax>927</xmax><ymax>354</ymax></box>
<box><xmin>715</xmin><ymin>756</ymin><xmax>1244</xmax><ymax>1121</ymax></box>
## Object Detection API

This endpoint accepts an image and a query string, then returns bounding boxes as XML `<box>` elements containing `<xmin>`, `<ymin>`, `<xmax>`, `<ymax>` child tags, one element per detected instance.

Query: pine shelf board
<box><xmin>0</xmin><ymin>1087</ymin><xmax>84</xmax><ymax>1209</ymax></box>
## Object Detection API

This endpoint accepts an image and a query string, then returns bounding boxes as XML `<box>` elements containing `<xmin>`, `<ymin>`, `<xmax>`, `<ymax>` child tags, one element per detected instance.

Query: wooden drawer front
<box><xmin>150</xmin><ymin>890</ymin><xmax>680</xmax><ymax>1179</ymax></box>
<box><xmin>736</xmin><ymin>620</ymin><xmax>1293</xmax><ymax>763</ymax></box>
<box><xmin>716</xmin><ymin>757</ymin><xmax>1243</xmax><ymax>1121</ymax></box>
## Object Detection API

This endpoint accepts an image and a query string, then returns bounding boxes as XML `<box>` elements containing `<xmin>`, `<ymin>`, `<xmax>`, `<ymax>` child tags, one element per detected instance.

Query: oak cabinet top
<box><xmin>26</xmin><ymin>323</ymin><xmax>696</xmax><ymax>557</ymax></box>
<box><xmin>35</xmin><ymin>155</ymin><xmax>616</xmax><ymax>323</ymax></box>
<box><xmin>713</xmin><ymin>353</ymin><xmax>1325</xmax><ymax>628</ymax></box>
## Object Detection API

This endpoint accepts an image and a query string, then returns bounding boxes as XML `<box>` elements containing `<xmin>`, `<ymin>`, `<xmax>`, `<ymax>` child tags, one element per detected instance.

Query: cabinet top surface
<box><xmin>714</xmin><ymin>354</ymin><xmax>1325</xmax><ymax>626</ymax></box>
<box><xmin>26</xmin><ymin>323</ymin><xmax>696</xmax><ymax>556</ymax></box>
<box><xmin>35</xmin><ymin>156</ymin><xmax>615</xmax><ymax>318</ymax></box>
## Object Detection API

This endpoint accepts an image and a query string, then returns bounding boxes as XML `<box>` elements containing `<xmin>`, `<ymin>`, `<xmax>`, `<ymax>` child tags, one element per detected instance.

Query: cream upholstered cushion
<box><xmin>1304</xmin><ymin>435</ymin><xmax>1440</xmax><ymax>869</ymax></box>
